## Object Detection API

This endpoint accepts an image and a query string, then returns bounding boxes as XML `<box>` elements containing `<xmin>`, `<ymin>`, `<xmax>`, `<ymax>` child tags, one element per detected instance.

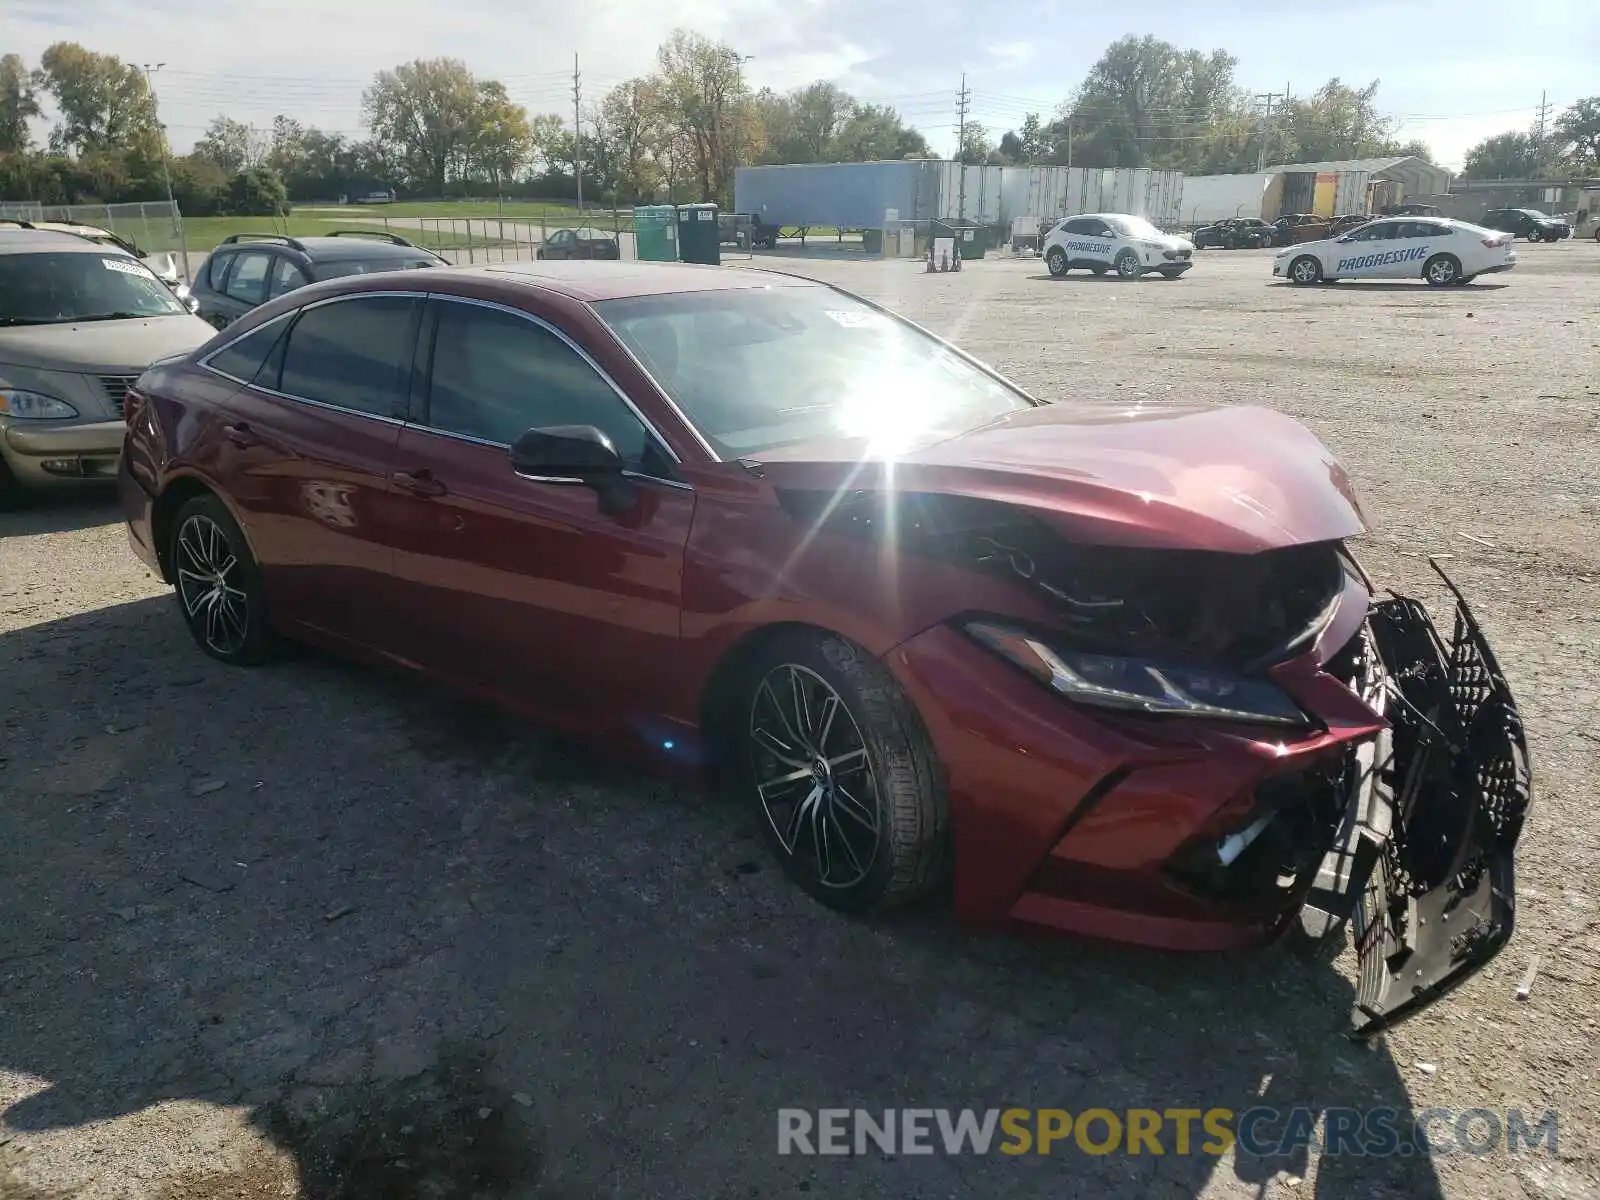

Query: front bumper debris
<box><xmin>1299</xmin><ymin>562</ymin><xmax>1530</xmax><ymax>1036</ymax></box>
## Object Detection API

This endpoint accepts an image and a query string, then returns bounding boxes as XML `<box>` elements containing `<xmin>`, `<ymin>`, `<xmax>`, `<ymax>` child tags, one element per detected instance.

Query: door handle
<box><xmin>392</xmin><ymin>468</ymin><xmax>447</xmax><ymax>498</ymax></box>
<box><xmin>223</xmin><ymin>422</ymin><xmax>257</xmax><ymax>447</ymax></box>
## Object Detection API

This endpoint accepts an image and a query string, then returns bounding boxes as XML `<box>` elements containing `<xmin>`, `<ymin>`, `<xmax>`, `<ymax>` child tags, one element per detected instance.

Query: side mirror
<box><xmin>510</xmin><ymin>424</ymin><xmax>634</xmax><ymax>514</ymax></box>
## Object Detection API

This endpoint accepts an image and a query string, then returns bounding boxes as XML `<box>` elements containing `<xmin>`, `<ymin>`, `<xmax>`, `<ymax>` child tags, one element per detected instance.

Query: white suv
<box><xmin>1042</xmin><ymin>214</ymin><xmax>1196</xmax><ymax>280</ymax></box>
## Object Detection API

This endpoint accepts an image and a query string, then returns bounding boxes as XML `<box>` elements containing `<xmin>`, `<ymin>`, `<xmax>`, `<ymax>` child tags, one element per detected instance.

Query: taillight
<box><xmin>1482</xmin><ymin>236</ymin><xmax>1508</xmax><ymax>248</ymax></box>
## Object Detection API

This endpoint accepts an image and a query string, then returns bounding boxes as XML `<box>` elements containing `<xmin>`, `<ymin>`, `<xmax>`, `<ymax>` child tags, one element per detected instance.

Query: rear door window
<box><xmin>267</xmin><ymin>258</ymin><xmax>310</xmax><ymax>300</ymax></box>
<box><xmin>276</xmin><ymin>295</ymin><xmax>422</xmax><ymax>420</ymax></box>
<box><xmin>223</xmin><ymin>252</ymin><xmax>273</xmax><ymax>305</ymax></box>
<box><xmin>207</xmin><ymin>318</ymin><xmax>289</xmax><ymax>384</ymax></box>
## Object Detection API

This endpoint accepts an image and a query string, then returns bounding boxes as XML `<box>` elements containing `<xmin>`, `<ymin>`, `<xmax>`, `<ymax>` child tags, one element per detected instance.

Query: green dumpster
<box><xmin>932</xmin><ymin>218</ymin><xmax>987</xmax><ymax>260</ymax></box>
<box><xmin>634</xmin><ymin>205</ymin><xmax>679</xmax><ymax>262</ymax></box>
<box><xmin>676</xmin><ymin>203</ymin><xmax>721</xmax><ymax>265</ymax></box>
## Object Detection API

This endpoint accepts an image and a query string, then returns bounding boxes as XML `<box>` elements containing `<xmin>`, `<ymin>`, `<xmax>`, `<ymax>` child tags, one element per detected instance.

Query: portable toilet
<box><xmin>634</xmin><ymin>205</ymin><xmax>679</xmax><ymax>262</ymax></box>
<box><xmin>676</xmin><ymin>203</ymin><xmax>721</xmax><ymax>265</ymax></box>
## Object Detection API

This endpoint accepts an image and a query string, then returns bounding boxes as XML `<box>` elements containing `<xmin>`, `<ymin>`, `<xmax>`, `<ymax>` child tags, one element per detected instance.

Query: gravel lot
<box><xmin>2</xmin><ymin>242</ymin><xmax>1597</xmax><ymax>1200</ymax></box>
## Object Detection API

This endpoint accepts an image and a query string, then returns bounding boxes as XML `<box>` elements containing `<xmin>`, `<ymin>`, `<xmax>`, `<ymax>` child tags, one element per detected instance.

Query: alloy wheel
<box><xmin>749</xmin><ymin>663</ymin><xmax>880</xmax><ymax>890</ymax></box>
<box><xmin>175</xmin><ymin>513</ymin><xmax>250</xmax><ymax>657</ymax></box>
<box><xmin>1291</xmin><ymin>257</ymin><xmax>1320</xmax><ymax>284</ymax></box>
<box><xmin>1426</xmin><ymin>256</ymin><xmax>1459</xmax><ymax>285</ymax></box>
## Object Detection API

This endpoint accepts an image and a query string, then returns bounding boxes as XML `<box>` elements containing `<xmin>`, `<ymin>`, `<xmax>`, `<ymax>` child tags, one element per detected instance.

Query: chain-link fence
<box><xmin>355</xmin><ymin>205</ymin><xmax>638</xmax><ymax>265</ymax></box>
<box><xmin>0</xmin><ymin>200</ymin><xmax>190</xmax><ymax>279</ymax></box>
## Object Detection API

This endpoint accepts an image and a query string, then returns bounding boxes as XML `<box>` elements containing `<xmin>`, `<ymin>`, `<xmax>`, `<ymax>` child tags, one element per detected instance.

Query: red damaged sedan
<box><xmin>117</xmin><ymin>261</ymin><xmax>1529</xmax><ymax>1034</ymax></box>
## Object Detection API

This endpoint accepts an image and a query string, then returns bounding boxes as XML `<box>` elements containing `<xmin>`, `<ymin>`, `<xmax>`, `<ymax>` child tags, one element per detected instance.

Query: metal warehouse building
<box><xmin>734</xmin><ymin>161</ymin><xmax>1185</xmax><ymax>232</ymax></box>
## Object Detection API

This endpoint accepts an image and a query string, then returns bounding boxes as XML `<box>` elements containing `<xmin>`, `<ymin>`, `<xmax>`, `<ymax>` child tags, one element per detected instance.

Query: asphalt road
<box><xmin>1</xmin><ymin>243</ymin><xmax>1597</xmax><ymax>1200</ymax></box>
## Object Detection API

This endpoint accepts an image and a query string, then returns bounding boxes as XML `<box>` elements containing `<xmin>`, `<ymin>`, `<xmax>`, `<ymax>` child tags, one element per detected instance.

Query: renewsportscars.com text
<box><xmin>777</xmin><ymin>1107</ymin><xmax>1559</xmax><ymax>1158</ymax></box>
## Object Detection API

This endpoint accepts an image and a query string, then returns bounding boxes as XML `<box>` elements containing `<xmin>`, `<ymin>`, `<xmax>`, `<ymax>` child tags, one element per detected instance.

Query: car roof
<box><xmin>0</xmin><ymin>229</ymin><xmax>111</xmax><ymax>254</ymax></box>
<box><xmin>214</xmin><ymin>234</ymin><xmax>441</xmax><ymax>262</ymax></box>
<box><xmin>30</xmin><ymin>220</ymin><xmax>115</xmax><ymax>237</ymax></box>
<box><xmin>422</xmin><ymin>260</ymin><xmax>820</xmax><ymax>303</ymax></box>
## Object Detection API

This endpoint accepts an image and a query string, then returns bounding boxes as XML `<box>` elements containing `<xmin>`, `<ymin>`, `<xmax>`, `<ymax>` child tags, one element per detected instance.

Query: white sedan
<box><xmin>1042</xmin><ymin>213</ymin><xmax>1196</xmax><ymax>280</ymax></box>
<box><xmin>1273</xmin><ymin>217</ymin><xmax>1517</xmax><ymax>287</ymax></box>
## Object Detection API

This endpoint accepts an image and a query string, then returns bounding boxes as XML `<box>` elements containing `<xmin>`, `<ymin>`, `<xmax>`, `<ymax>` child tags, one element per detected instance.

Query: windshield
<box><xmin>1105</xmin><ymin>215</ymin><xmax>1163</xmax><ymax>239</ymax></box>
<box><xmin>594</xmin><ymin>287</ymin><xmax>1035</xmax><ymax>456</ymax></box>
<box><xmin>0</xmin><ymin>252</ymin><xmax>187</xmax><ymax>324</ymax></box>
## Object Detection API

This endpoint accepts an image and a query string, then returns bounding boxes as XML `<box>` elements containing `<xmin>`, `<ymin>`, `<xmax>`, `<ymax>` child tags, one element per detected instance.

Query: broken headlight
<box><xmin>964</xmin><ymin>619</ymin><xmax>1309</xmax><ymax>727</ymax></box>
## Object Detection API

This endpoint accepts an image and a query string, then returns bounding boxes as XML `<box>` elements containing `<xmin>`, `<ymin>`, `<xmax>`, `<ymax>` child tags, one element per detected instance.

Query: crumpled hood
<box><xmin>748</xmin><ymin>402</ymin><xmax>1368</xmax><ymax>553</ymax></box>
<box><xmin>0</xmin><ymin>315</ymin><xmax>214</xmax><ymax>374</ymax></box>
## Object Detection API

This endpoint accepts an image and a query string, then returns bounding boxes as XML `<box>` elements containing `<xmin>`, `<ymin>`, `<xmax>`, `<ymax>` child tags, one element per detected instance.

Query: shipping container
<box><xmin>734</xmin><ymin>161</ymin><xmax>1183</xmax><ymax>233</ymax></box>
<box><xmin>994</xmin><ymin>167</ymin><xmax>1184</xmax><ymax>230</ymax></box>
<box><xmin>734</xmin><ymin>162</ymin><xmax>933</xmax><ymax>229</ymax></box>
<box><xmin>1177</xmin><ymin>174</ymin><xmax>1278</xmax><ymax>225</ymax></box>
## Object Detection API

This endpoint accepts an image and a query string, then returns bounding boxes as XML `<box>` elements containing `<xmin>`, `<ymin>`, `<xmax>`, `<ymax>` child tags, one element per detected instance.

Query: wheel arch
<box><xmin>151</xmin><ymin>472</ymin><xmax>256</xmax><ymax>584</ymax></box>
<box><xmin>697</xmin><ymin>621</ymin><xmax>846</xmax><ymax>763</ymax></box>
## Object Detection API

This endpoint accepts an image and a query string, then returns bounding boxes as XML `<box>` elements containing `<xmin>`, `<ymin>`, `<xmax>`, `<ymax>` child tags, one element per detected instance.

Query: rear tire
<box><xmin>733</xmin><ymin>629</ymin><xmax>949</xmax><ymax>915</ymax></box>
<box><xmin>1423</xmin><ymin>253</ymin><xmax>1462</xmax><ymax>286</ymax></box>
<box><xmin>1045</xmin><ymin>247</ymin><xmax>1068</xmax><ymax>276</ymax></box>
<box><xmin>168</xmin><ymin>493</ymin><xmax>276</xmax><ymax>666</ymax></box>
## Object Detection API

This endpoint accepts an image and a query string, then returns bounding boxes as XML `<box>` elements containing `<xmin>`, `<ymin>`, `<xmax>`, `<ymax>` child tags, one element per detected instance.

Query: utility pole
<box><xmin>955</xmin><ymin>72</ymin><xmax>971</xmax><ymax>221</ymax></box>
<box><xmin>140</xmin><ymin>63</ymin><xmax>179</xmax><ymax>223</ymax></box>
<box><xmin>1535</xmin><ymin>90</ymin><xmax>1553</xmax><ymax>165</ymax></box>
<box><xmin>1254</xmin><ymin>90</ymin><xmax>1287</xmax><ymax>172</ymax></box>
<box><xmin>572</xmin><ymin>53</ymin><xmax>583</xmax><ymax>214</ymax></box>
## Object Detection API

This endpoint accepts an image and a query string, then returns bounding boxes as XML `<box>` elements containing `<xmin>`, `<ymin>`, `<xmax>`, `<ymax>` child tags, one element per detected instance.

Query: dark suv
<box><xmin>192</xmin><ymin>231</ymin><xmax>447</xmax><ymax>328</ymax></box>
<box><xmin>1482</xmin><ymin>208</ymin><xmax>1571</xmax><ymax>242</ymax></box>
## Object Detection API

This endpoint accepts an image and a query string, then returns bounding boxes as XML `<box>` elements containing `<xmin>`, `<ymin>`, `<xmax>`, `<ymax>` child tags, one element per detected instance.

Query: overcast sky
<box><xmin>3</xmin><ymin>0</ymin><xmax>1596</xmax><ymax>171</ymax></box>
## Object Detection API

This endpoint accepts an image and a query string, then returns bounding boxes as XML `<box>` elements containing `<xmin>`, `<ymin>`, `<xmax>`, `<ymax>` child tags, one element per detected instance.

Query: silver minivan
<box><xmin>0</xmin><ymin>230</ymin><xmax>215</xmax><ymax>505</ymax></box>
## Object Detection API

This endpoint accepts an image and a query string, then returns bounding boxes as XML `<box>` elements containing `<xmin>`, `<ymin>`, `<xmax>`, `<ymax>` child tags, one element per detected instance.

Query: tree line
<box><xmin>2</xmin><ymin>33</ymin><xmax>1597</xmax><ymax>214</ymax></box>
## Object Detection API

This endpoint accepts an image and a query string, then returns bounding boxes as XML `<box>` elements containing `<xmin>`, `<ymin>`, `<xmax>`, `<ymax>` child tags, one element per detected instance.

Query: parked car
<box><xmin>1274</xmin><ymin>217</ymin><xmax>1516</xmax><ymax>286</ymax></box>
<box><xmin>1327</xmin><ymin>214</ymin><xmax>1371</xmax><ymax>236</ymax></box>
<box><xmin>0</xmin><ymin>230</ymin><xmax>214</xmax><ymax>505</ymax></box>
<box><xmin>190</xmin><ymin>231</ymin><xmax>447</xmax><ymax>329</ymax></box>
<box><xmin>718</xmin><ymin>212</ymin><xmax>782</xmax><ymax>250</ymax></box>
<box><xmin>1482</xmin><ymin>208</ymin><xmax>1571</xmax><ymax>242</ymax></box>
<box><xmin>1191</xmin><ymin>217</ymin><xmax>1275</xmax><ymax>250</ymax></box>
<box><xmin>1042</xmin><ymin>213</ymin><xmax>1195</xmax><ymax>278</ymax></box>
<box><xmin>118</xmin><ymin>259</ymin><xmax>1528</xmax><ymax>1034</ymax></box>
<box><xmin>0</xmin><ymin>218</ymin><xmax>197</xmax><ymax>311</ymax></box>
<box><xmin>536</xmin><ymin>227</ymin><xmax>622</xmax><ymax>261</ymax></box>
<box><xmin>1377</xmin><ymin>203</ymin><xmax>1443</xmax><ymax>218</ymax></box>
<box><xmin>1269</xmin><ymin>214</ymin><xmax>1333</xmax><ymax>246</ymax></box>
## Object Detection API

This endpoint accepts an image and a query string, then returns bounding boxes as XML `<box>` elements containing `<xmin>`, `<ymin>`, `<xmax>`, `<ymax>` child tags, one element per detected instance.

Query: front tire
<box><xmin>735</xmin><ymin>630</ymin><xmax>948</xmax><ymax>914</ymax></box>
<box><xmin>1114</xmin><ymin>250</ymin><xmax>1142</xmax><ymax>279</ymax></box>
<box><xmin>1288</xmin><ymin>255</ymin><xmax>1322</xmax><ymax>285</ymax></box>
<box><xmin>1423</xmin><ymin>253</ymin><xmax>1462</xmax><ymax>287</ymax></box>
<box><xmin>1045</xmin><ymin>247</ymin><xmax>1068</xmax><ymax>276</ymax></box>
<box><xmin>169</xmin><ymin>494</ymin><xmax>275</xmax><ymax>665</ymax></box>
